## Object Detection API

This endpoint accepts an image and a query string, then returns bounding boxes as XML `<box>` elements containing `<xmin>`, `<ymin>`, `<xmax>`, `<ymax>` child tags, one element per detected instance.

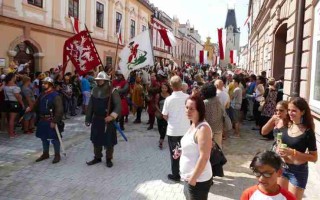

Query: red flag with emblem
<box><xmin>62</xmin><ymin>30</ymin><xmax>102</xmax><ymax>75</ymax></box>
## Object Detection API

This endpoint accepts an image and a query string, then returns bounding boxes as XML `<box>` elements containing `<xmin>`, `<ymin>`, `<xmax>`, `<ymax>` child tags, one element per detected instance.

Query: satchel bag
<box><xmin>210</xmin><ymin>141</ymin><xmax>227</xmax><ymax>177</ymax></box>
<box><xmin>223</xmin><ymin>108</ymin><xmax>232</xmax><ymax>131</ymax></box>
<box><xmin>258</xmin><ymin>98</ymin><xmax>266</xmax><ymax>112</ymax></box>
<box><xmin>210</xmin><ymin>142</ymin><xmax>227</xmax><ymax>166</ymax></box>
<box><xmin>155</xmin><ymin>110</ymin><xmax>163</xmax><ymax>119</ymax></box>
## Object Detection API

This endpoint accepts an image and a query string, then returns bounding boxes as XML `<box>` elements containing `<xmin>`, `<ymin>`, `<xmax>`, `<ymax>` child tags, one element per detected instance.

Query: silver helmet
<box><xmin>115</xmin><ymin>70</ymin><xmax>123</xmax><ymax>75</ymax></box>
<box><xmin>95</xmin><ymin>71</ymin><xmax>110</xmax><ymax>81</ymax></box>
<box><xmin>43</xmin><ymin>77</ymin><xmax>54</xmax><ymax>84</ymax></box>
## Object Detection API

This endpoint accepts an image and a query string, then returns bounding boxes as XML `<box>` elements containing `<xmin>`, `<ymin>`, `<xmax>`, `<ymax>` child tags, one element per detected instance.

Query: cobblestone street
<box><xmin>0</xmin><ymin>112</ymin><xmax>319</xmax><ymax>200</ymax></box>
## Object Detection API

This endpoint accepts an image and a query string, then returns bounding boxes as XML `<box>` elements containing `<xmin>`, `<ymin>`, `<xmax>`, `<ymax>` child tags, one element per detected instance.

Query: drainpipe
<box><xmin>291</xmin><ymin>0</ymin><xmax>305</xmax><ymax>97</ymax></box>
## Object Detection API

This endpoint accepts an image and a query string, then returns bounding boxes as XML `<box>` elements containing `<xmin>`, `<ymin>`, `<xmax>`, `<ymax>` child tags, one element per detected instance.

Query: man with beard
<box><xmin>28</xmin><ymin>77</ymin><xmax>64</xmax><ymax>164</ymax></box>
<box><xmin>112</xmin><ymin>70</ymin><xmax>129</xmax><ymax>131</ymax></box>
<box><xmin>85</xmin><ymin>71</ymin><xmax>121</xmax><ymax>167</ymax></box>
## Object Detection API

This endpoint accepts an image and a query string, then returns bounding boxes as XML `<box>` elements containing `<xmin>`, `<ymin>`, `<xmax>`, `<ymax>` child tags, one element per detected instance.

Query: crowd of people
<box><xmin>0</xmin><ymin>60</ymin><xmax>318</xmax><ymax>200</ymax></box>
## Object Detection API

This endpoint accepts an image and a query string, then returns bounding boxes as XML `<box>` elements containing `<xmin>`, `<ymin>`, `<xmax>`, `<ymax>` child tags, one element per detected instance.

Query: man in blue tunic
<box><xmin>85</xmin><ymin>71</ymin><xmax>121</xmax><ymax>168</ymax></box>
<box><xmin>30</xmin><ymin>77</ymin><xmax>63</xmax><ymax>164</ymax></box>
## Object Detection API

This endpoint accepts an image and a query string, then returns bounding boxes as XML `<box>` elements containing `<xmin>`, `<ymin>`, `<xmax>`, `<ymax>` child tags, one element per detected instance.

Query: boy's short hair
<box><xmin>233</xmin><ymin>75</ymin><xmax>241</xmax><ymax>84</ymax></box>
<box><xmin>250</xmin><ymin>151</ymin><xmax>284</xmax><ymax>171</ymax></box>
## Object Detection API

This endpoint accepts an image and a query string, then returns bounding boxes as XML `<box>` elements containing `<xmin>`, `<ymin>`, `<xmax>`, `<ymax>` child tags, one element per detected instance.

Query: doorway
<box><xmin>13</xmin><ymin>41</ymin><xmax>36</xmax><ymax>75</ymax></box>
<box><xmin>272</xmin><ymin>23</ymin><xmax>287</xmax><ymax>80</ymax></box>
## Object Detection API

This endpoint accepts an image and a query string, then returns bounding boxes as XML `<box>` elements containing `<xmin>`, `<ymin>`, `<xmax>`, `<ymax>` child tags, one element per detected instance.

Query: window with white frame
<box><xmin>310</xmin><ymin>0</ymin><xmax>320</xmax><ymax>112</ymax></box>
<box><xmin>28</xmin><ymin>0</ymin><xmax>43</xmax><ymax>8</ymax></box>
<box><xmin>130</xmin><ymin>20</ymin><xmax>135</xmax><ymax>38</ymax></box>
<box><xmin>96</xmin><ymin>2</ymin><xmax>104</xmax><ymax>28</ymax></box>
<box><xmin>116</xmin><ymin>12</ymin><xmax>122</xmax><ymax>33</ymax></box>
<box><xmin>69</xmin><ymin>0</ymin><xmax>79</xmax><ymax>18</ymax></box>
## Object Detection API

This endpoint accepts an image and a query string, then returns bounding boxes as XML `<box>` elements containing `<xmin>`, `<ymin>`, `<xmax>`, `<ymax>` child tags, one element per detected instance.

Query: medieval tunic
<box><xmin>112</xmin><ymin>79</ymin><xmax>129</xmax><ymax>116</ymax></box>
<box><xmin>85</xmin><ymin>83</ymin><xmax>121</xmax><ymax>147</ymax></box>
<box><xmin>35</xmin><ymin>90</ymin><xmax>63</xmax><ymax>140</ymax></box>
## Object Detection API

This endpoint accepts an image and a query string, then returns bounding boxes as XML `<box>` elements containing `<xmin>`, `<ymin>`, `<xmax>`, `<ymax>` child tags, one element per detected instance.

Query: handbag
<box><xmin>155</xmin><ymin>110</ymin><xmax>163</xmax><ymax>119</ymax></box>
<box><xmin>210</xmin><ymin>142</ymin><xmax>227</xmax><ymax>166</ymax></box>
<box><xmin>223</xmin><ymin>108</ymin><xmax>232</xmax><ymax>131</ymax></box>
<box><xmin>210</xmin><ymin>141</ymin><xmax>227</xmax><ymax>177</ymax></box>
<box><xmin>258</xmin><ymin>98</ymin><xmax>266</xmax><ymax>112</ymax></box>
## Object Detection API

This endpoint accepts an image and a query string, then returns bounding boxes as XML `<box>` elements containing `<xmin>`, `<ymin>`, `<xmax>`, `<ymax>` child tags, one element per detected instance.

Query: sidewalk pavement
<box><xmin>0</xmin><ymin>112</ymin><xmax>319</xmax><ymax>200</ymax></box>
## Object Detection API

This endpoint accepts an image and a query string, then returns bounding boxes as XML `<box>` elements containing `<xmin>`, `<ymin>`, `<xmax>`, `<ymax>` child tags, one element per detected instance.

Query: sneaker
<box><xmin>167</xmin><ymin>174</ymin><xmax>180</xmax><ymax>182</ymax></box>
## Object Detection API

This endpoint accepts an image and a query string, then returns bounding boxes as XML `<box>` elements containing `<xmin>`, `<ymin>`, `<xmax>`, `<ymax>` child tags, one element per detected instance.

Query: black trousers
<box><xmin>184</xmin><ymin>179</ymin><xmax>212</xmax><ymax>200</ymax></box>
<box><xmin>253</xmin><ymin>100</ymin><xmax>261</xmax><ymax>126</ymax></box>
<box><xmin>135</xmin><ymin>107</ymin><xmax>143</xmax><ymax>121</ymax></box>
<box><xmin>94</xmin><ymin>144</ymin><xmax>114</xmax><ymax>160</ymax></box>
<box><xmin>157</xmin><ymin>118</ymin><xmax>167</xmax><ymax>140</ymax></box>
<box><xmin>168</xmin><ymin>136</ymin><xmax>182</xmax><ymax>177</ymax></box>
<box><xmin>119</xmin><ymin>115</ymin><xmax>124</xmax><ymax>128</ymax></box>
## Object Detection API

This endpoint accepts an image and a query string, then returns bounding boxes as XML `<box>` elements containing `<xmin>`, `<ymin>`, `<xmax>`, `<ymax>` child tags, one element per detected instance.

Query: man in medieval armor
<box><xmin>85</xmin><ymin>71</ymin><xmax>121</xmax><ymax>168</ymax></box>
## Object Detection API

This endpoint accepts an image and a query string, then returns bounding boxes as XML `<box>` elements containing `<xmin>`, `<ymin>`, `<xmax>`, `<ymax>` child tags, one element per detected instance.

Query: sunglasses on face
<box><xmin>253</xmin><ymin>170</ymin><xmax>276</xmax><ymax>178</ymax></box>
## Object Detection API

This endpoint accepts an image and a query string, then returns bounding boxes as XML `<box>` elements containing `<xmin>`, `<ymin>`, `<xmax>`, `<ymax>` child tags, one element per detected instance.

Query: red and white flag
<box><xmin>230</xmin><ymin>50</ymin><xmax>234</xmax><ymax>64</ymax></box>
<box><xmin>117</xmin><ymin>19</ymin><xmax>122</xmax><ymax>45</ymax></box>
<box><xmin>158</xmin><ymin>28</ymin><xmax>176</xmax><ymax>47</ymax></box>
<box><xmin>62</xmin><ymin>30</ymin><xmax>102</xmax><ymax>75</ymax></box>
<box><xmin>199</xmin><ymin>50</ymin><xmax>208</xmax><ymax>64</ymax></box>
<box><xmin>70</xmin><ymin>16</ymin><xmax>79</xmax><ymax>33</ymax></box>
<box><xmin>218</xmin><ymin>28</ymin><xmax>224</xmax><ymax>60</ymax></box>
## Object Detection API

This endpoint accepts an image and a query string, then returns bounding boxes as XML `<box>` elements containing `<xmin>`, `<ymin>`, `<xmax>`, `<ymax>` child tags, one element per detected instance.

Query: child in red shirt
<box><xmin>241</xmin><ymin>151</ymin><xmax>296</xmax><ymax>200</ymax></box>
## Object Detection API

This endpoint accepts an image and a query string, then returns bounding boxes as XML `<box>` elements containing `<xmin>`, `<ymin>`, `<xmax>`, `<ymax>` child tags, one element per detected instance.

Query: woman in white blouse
<box><xmin>3</xmin><ymin>73</ymin><xmax>24</xmax><ymax>138</ymax></box>
<box><xmin>179</xmin><ymin>94</ymin><xmax>213</xmax><ymax>200</ymax></box>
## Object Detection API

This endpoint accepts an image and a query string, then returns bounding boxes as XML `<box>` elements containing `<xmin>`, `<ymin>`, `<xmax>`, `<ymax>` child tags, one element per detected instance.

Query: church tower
<box><xmin>221</xmin><ymin>6</ymin><xmax>240</xmax><ymax>68</ymax></box>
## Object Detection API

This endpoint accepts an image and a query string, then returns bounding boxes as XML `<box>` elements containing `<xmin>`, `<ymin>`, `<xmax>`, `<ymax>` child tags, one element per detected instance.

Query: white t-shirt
<box><xmin>217</xmin><ymin>89</ymin><xmax>230</xmax><ymax>108</ymax></box>
<box><xmin>162</xmin><ymin>91</ymin><xmax>190</xmax><ymax>136</ymax></box>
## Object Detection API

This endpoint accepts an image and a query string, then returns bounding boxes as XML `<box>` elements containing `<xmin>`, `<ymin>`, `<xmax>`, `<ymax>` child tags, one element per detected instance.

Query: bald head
<box><xmin>214</xmin><ymin>79</ymin><xmax>224</xmax><ymax>90</ymax></box>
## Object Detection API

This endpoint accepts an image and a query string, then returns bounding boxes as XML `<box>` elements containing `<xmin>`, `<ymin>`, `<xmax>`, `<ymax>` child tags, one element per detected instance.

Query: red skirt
<box><xmin>121</xmin><ymin>98</ymin><xmax>129</xmax><ymax>116</ymax></box>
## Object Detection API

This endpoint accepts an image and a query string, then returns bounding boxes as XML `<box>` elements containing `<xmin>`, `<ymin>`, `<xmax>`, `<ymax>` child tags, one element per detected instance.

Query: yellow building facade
<box><xmin>0</xmin><ymin>0</ymin><xmax>153</xmax><ymax>74</ymax></box>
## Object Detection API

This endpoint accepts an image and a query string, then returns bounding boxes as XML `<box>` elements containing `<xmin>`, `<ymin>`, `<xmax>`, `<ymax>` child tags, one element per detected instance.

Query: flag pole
<box><xmin>105</xmin><ymin>29</ymin><xmax>120</xmax><ymax>119</ymax></box>
<box><xmin>148</xmin><ymin>21</ymin><xmax>155</xmax><ymax>72</ymax></box>
<box><xmin>85</xmin><ymin>24</ymin><xmax>104</xmax><ymax>71</ymax></box>
<box><xmin>104</xmin><ymin>26</ymin><xmax>128</xmax><ymax>141</ymax></box>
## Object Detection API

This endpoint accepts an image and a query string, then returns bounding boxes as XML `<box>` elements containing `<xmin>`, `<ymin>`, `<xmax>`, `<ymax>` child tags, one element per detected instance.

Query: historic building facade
<box><xmin>0</xmin><ymin>0</ymin><xmax>153</xmax><ymax>73</ymax></box>
<box><xmin>178</xmin><ymin>21</ymin><xmax>197</xmax><ymax>66</ymax></box>
<box><xmin>238</xmin><ymin>44</ymin><xmax>249</xmax><ymax>69</ymax></box>
<box><xmin>248</xmin><ymin>0</ymin><xmax>320</xmax><ymax>172</ymax></box>
<box><xmin>150</xmin><ymin>7</ymin><xmax>173</xmax><ymax>67</ymax></box>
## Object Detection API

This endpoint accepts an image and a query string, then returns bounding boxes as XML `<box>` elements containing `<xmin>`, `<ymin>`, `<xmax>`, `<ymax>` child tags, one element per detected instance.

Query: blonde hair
<box><xmin>22</xmin><ymin>76</ymin><xmax>31</xmax><ymax>84</ymax></box>
<box><xmin>268</xmin><ymin>77</ymin><xmax>276</xmax><ymax>86</ymax></box>
<box><xmin>170</xmin><ymin>75</ymin><xmax>182</xmax><ymax>90</ymax></box>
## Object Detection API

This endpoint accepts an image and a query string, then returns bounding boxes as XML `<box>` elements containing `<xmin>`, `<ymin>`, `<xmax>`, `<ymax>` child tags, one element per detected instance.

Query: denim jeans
<box><xmin>184</xmin><ymin>178</ymin><xmax>212</xmax><ymax>200</ymax></box>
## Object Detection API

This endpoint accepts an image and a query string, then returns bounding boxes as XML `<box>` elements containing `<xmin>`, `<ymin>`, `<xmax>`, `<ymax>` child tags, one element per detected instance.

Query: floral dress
<box><xmin>261</xmin><ymin>88</ymin><xmax>278</xmax><ymax>117</ymax></box>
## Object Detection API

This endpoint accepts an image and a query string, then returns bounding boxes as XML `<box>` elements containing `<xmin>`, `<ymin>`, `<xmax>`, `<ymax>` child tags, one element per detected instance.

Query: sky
<box><xmin>149</xmin><ymin>0</ymin><xmax>250</xmax><ymax>46</ymax></box>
